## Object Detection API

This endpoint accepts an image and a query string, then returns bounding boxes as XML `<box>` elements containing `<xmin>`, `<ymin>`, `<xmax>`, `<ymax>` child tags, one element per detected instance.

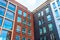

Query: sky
<box><xmin>15</xmin><ymin>0</ymin><xmax>47</xmax><ymax>12</ymax></box>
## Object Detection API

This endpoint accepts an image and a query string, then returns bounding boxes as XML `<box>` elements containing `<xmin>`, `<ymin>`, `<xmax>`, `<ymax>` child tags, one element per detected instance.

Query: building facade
<box><xmin>33</xmin><ymin>0</ymin><xmax>59</xmax><ymax>40</ymax></box>
<box><xmin>0</xmin><ymin>0</ymin><xmax>34</xmax><ymax>40</ymax></box>
<box><xmin>50</xmin><ymin>0</ymin><xmax>60</xmax><ymax>39</ymax></box>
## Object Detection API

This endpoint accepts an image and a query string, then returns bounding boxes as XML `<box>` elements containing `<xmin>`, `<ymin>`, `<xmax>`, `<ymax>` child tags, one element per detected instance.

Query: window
<box><xmin>0</xmin><ymin>30</ymin><xmax>11</xmax><ymax>40</ymax></box>
<box><xmin>43</xmin><ymin>27</ymin><xmax>46</xmax><ymax>33</ymax></box>
<box><xmin>17</xmin><ymin>17</ymin><xmax>21</xmax><ymax>22</ymax></box>
<box><xmin>47</xmin><ymin>15</ymin><xmax>52</xmax><ymax>21</ymax></box>
<box><xmin>55</xmin><ymin>10</ymin><xmax>59</xmax><ymax>18</ymax></box>
<box><xmin>28</xmin><ymin>22</ymin><xmax>31</xmax><ymax>26</ymax></box>
<box><xmin>3</xmin><ymin>19</ymin><xmax>13</xmax><ymax>30</ymax></box>
<box><xmin>57</xmin><ymin>1</ymin><xmax>60</xmax><ymax>6</ymax></box>
<box><xmin>8</xmin><ymin>3</ymin><xmax>16</xmax><ymax>12</ymax></box>
<box><xmin>0</xmin><ymin>0</ymin><xmax>7</xmax><ymax>7</ymax></box>
<box><xmin>39</xmin><ymin>20</ymin><xmax>41</xmax><ymax>26</ymax></box>
<box><xmin>52</xmin><ymin>3</ymin><xmax>56</xmax><ymax>9</ymax></box>
<box><xmin>6</xmin><ymin>10</ymin><xmax>14</xmax><ymax>20</ymax></box>
<box><xmin>22</xmin><ymin>28</ymin><xmax>26</xmax><ymax>34</ymax></box>
<box><xmin>0</xmin><ymin>7</ymin><xmax>5</xmax><ymax>16</ymax></box>
<box><xmin>28</xmin><ymin>38</ymin><xmax>31</xmax><ymax>40</ymax></box>
<box><xmin>48</xmin><ymin>24</ymin><xmax>53</xmax><ymax>31</ymax></box>
<box><xmin>41</xmin><ymin>11</ymin><xmax>43</xmax><ymax>16</ymax></box>
<box><xmin>22</xmin><ymin>19</ymin><xmax>26</xmax><ymax>25</ymax></box>
<box><xmin>18</xmin><ymin>10</ymin><xmax>22</xmax><ymax>15</ymax></box>
<box><xmin>38</xmin><ymin>13</ymin><xmax>40</xmax><ymax>17</ymax></box>
<box><xmin>40</xmin><ymin>29</ymin><xmax>42</xmax><ymax>35</ymax></box>
<box><xmin>23</xmin><ymin>12</ymin><xmax>26</xmax><ymax>17</ymax></box>
<box><xmin>16</xmin><ymin>25</ymin><xmax>21</xmax><ymax>33</ymax></box>
<box><xmin>45</xmin><ymin>7</ymin><xmax>50</xmax><ymax>13</ymax></box>
<box><xmin>15</xmin><ymin>35</ymin><xmax>20</xmax><ymax>40</ymax></box>
<box><xmin>28</xmin><ymin>29</ymin><xmax>31</xmax><ymax>35</ymax></box>
<box><xmin>0</xmin><ymin>17</ymin><xmax>3</xmax><ymax>26</ymax></box>
<box><xmin>40</xmin><ymin>37</ymin><xmax>43</xmax><ymax>40</ymax></box>
<box><xmin>28</xmin><ymin>15</ymin><xmax>31</xmax><ymax>20</ymax></box>
<box><xmin>22</xmin><ymin>37</ymin><xmax>26</xmax><ymax>40</ymax></box>
<box><xmin>50</xmin><ymin>34</ymin><xmax>55</xmax><ymax>40</ymax></box>
<box><xmin>44</xmin><ymin>36</ymin><xmax>46</xmax><ymax>40</ymax></box>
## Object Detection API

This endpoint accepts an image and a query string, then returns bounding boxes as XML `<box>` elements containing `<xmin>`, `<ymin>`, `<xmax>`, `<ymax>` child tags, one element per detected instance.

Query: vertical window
<box><xmin>17</xmin><ymin>17</ymin><xmax>21</xmax><ymax>22</ymax></box>
<box><xmin>0</xmin><ymin>0</ymin><xmax>7</xmax><ymax>7</ymax></box>
<box><xmin>18</xmin><ymin>10</ymin><xmax>22</xmax><ymax>15</ymax></box>
<box><xmin>0</xmin><ymin>7</ymin><xmax>5</xmax><ymax>16</ymax></box>
<box><xmin>22</xmin><ymin>28</ymin><xmax>26</xmax><ymax>34</ymax></box>
<box><xmin>0</xmin><ymin>17</ymin><xmax>3</xmax><ymax>26</ymax></box>
<box><xmin>16</xmin><ymin>25</ymin><xmax>21</xmax><ymax>33</ymax></box>
<box><xmin>28</xmin><ymin>29</ymin><xmax>31</xmax><ymax>35</ymax></box>
<box><xmin>22</xmin><ymin>37</ymin><xmax>26</xmax><ymax>40</ymax></box>
<box><xmin>22</xmin><ymin>19</ymin><xmax>26</xmax><ymax>25</ymax></box>
<box><xmin>28</xmin><ymin>15</ymin><xmax>31</xmax><ymax>20</ymax></box>
<box><xmin>23</xmin><ymin>12</ymin><xmax>26</xmax><ymax>17</ymax></box>
<box><xmin>55</xmin><ymin>10</ymin><xmax>59</xmax><ymax>18</ymax></box>
<box><xmin>8</xmin><ymin>3</ymin><xmax>16</xmax><ymax>12</ymax></box>
<box><xmin>3</xmin><ymin>19</ymin><xmax>13</xmax><ymax>30</ymax></box>
<box><xmin>50</xmin><ymin>34</ymin><xmax>55</xmax><ymax>40</ymax></box>
<box><xmin>43</xmin><ymin>27</ymin><xmax>46</xmax><ymax>33</ymax></box>
<box><xmin>28</xmin><ymin>38</ymin><xmax>31</xmax><ymax>40</ymax></box>
<box><xmin>48</xmin><ymin>24</ymin><xmax>53</xmax><ymax>31</ymax></box>
<box><xmin>40</xmin><ymin>37</ymin><xmax>43</xmax><ymax>40</ymax></box>
<box><xmin>38</xmin><ymin>13</ymin><xmax>40</xmax><ymax>17</ymax></box>
<box><xmin>44</xmin><ymin>36</ymin><xmax>46</xmax><ymax>40</ymax></box>
<box><xmin>6</xmin><ymin>10</ymin><xmax>14</xmax><ymax>20</ymax></box>
<box><xmin>0</xmin><ymin>30</ymin><xmax>11</xmax><ymax>40</ymax></box>
<box><xmin>57</xmin><ymin>1</ymin><xmax>60</xmax><ymax>6</ymax></box>
<box><xmin>41</xmin><ymin>11</ymin><xmax>44</xmax><ymax>16</ymax></box>
<box><xmin>39</xmin><ymin>20</ymin><xmax>41</xmax><ymax>26</ymax></box>
<box><xmin>52</xmin><ymin>3</ymin><xmax>56</xmax><ymax>9</ymax></box>
<box><xmin>45</xmin><ymin>7</ymin><xmax>50</xmax><ymax>13</ymax></box>
<box><xmin>47</xmin><ymin>15</ymin><xmax>52</xmax><ymax>21</ymax></box>
<box><xmin>28</xmin><ymin>22</ymin><xmax>31</xmax><ymax>26</ymax></box>
<box><xmin>15</xmin><ymin>35</ymin><xmax>20</xmax><ymax>40</ymax></box>
<box><xmin>40</xmin><ymin>29</ymin><xmax>42</xmax><ymax>35</ymax></box>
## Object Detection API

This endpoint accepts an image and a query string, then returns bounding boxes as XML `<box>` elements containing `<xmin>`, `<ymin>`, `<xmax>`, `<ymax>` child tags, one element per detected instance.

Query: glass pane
<box><xmin>47</xmin><ymin>15</ymin><xmax>51</xmax><ymax>21</ymax></box>
<box><xmin>15</xmin><ymin>35</ymin><xmax>20</xmax><ymax>40</ymax></box>
<box><xmin>6</xmin><ymin>10</ymin><xmax>14</xmax><ymax>20</ymax></box>
<box><xmin>8</xmin><ymin>3</ymin><xmax>16</xmax><ymax>12</ymax></box>
<box><xmin>0</xmin><ymin>30</ymin><xmax>11</xmax><ymax>40</ymax></box>
<box><xmin>28</xmin><ymin>38</ymin><xmax>31</xmax><ymax>40</ymax></box>
<box><xmin>0</xmin><ymin>0</ymin><xmax>7</xmax><ymax>7</ymax></box>
<box><xmin>23</xmin><ymin>12</ymin><xmax>26</xmax><ymax>17</ymax></box>
<box><xmin>28</xmin><ymin>15</ymin><xmax>31</xmax><ymax>20</ymax></box>
<box><xmin>39</xmin><ymin>21</ymin><xmax>41</xmax><ymax>26</ymax></box>
<box><xmin>41</xmin><ymin>11</ymin><xmax>43</xmax><ymax>16</ymax></box>
<box><xmin>40</xmin><ymin>29</ymin><xmax>42</xmax><ymax>35</ymax></box>
<box><xmin>0</xmin><ymin>7</ymin><xmax>5</xmax><ymax>16</ymax></box>
<box><xmin>17</xmin><ymin>17</ymin><xmax>21</xmax><ymax>22</ymax></box>
<box><xmin>55</xmin><ymin>10</ymin><xmax>59</xmax><ymax>18</ymax></box>
<box><xmin>22</xmin><ymin>37</ymin><xmax>26</xmax><ymax>40</ymax></box>
<box><xmin>48</xmin><ymin>24</ymin><xmax>53</xmax><ymax>31</ymax></box>
<box><xmin>38</xmin><ymin>13</ymin><xmax>40</xmax><ymax>17</ymax></box>
<box><xmin>3</xmin><ymin>19</ymin><xmax>13</xmax><ymax>30</ymax></box>
<box><xmin>0</xmin><ymin>17</ymin><xmax>3</xmax><ymax>26</ymax></box>
<box><xmin>28</xmin><ymin>29</ymin><xmax>31</xmax><ymax>35</ymax></box>
<box><xmin>16</xmin><ymin>25</ymin><xmax>20</xmax><ymax>33</ymax></box>
<box><xmin>22</xmin><ymin>28</ymin><xmax>26</xmax><ymax>34</ymax></box>
<box><xmin>44</xmin><ymin>36</ymin><xmax>46</xmax><ymax>40</ymax></box>
<box><xmin>57</xmin><ymin>1</ymin><xmax>60</xmax><ymax>6</ymax></box>
<box><xmin>18</xmin><ymin>10</ymin><xmax>22</xmax><ymax>15</ymax></box>
<box><xmin>43</xmin><ymin>27</ymin><xmax>46</xmax><ymax>33</ymax></box>
<box><xmin>45</xmin><ymin>8</ymin><xmax>50</xmax><ymax>13</ymax></box>
<box><xmin>52</xmin><ymin>3</ymin><xmax>56</xmax><ymax>9</ymax></box>
<box><xmin>22</xmin><ymin>19</ymin><xmax>26</xmax><ymax>24</ymax></box>
<box><xmin>28</xmin><ymin>22</ymin><xmax>31</xmax><ymax>26</ymax></box>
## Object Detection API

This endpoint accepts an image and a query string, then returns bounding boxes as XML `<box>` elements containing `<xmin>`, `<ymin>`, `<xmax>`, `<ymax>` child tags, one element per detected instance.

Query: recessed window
<box><xmin>15</xmin><ymin>35</ymin><xmax>20</xmax><ymax>40</ymax></box>
<box><xmin>40</xmin><ymin>37</ymin><xmax>43</xmax><ymax>40</ymax></box>
<box><xmin>17</xmin><ymin>16</ymin><xmax>21</xmax><ymax>22</ymax></box>
<box><xmin>40</xmin><ymin>29</ymin><xmax>42</xmax><ymax>35</ymax></box>
<box><xmin>45</xmin><ymin>7</ymin><xmax>50</xmax><ymax>13</ymax></box>
<box><xmin>23</xmin><ymin>12</ymin><xmax>26</xmax><ymax>17</ymax></box>
<box><xmin>0</xmin><ymin>17</ymin><xmax>3</xmax><ymax>26</ymax></box>
<box><xmin>6</xmin><ymin>10</ymin><xmax>14</xmax><ymax>20</ymax></box>
<box><xmin>22</xmin><ymin>28</ymin><xmax>26</xmax><ymax>34</ymax></box>
<box><xmin>57</xmin><ymin>1</ymin><xmax>60</xmax><ymax>6</ymax></box>
<box><xmin>22</xmin><ymin>37</ymin><xmax>26</xmax><ymax>40</ymax></box>
<box><xmin>0</xmin><ymin>30</ymin><xmax>11</xmax><ymax>40</ymax></box>
<box><xmin>39</xmin><ymin>20</ymin><xmax>41</xmax><ymax>26</ymax></box>
<box><xmin>16</xmin><ymin>25</ymin><xmax>21</xmax><ymax>33</ymax></box>
<box><xmin>3</xmin><ymin>19</ymin><xmax>13</xmax><ymax>30</ymax></box>
<box><xmin>55</xmin><ymin>10</ymin><xmax>59</xmax><ymax>18</ymax></box>
<box><xmin>44</xmin><ymin>36</ymin><xmax>46</xmax><ymax>40</ymax></box>
<box><xmin>28</xmin><ymin>15</ymin><xmax>31</xmax><ymax>20</ymax></box>
<box><xmin>22</xmin><ymin>19</ymin><xmax>26</xmax><ymax>25</ymax></box>
<box><xmin>8</xmin><ymin>3</ymin><xmax>16</xmax><ymax>12</ymax></box>
<box><xmin>18</xmin><ymin>10</ymin><xmax>22</xmax><ymax>15</ymax></box>
<box><xmin>52</xmin><ymin>3</ymin><xmax>56</xmax><ymax>9</ymax></box>
<box><xmin>28</xmin><ymin>22</ymin><xmax>31</xmax><ymax>26</ymax></box>
<box><xmin>41</xmin><ymin>11</ymin><xmax>43</xmax><ymax>16</ymax></box>
<box><xmin>28</xmin><ymin>38</ymin><xmax>31</xmax><ymax>40</ymax></box>
<box><xmin>43</xmin><ymin>27</ymin><xmax>46</xmax><ymax>33</ymax></box>
<box><xmin>38</xmin><ymin>13</ymin><xmax>40</xmax><ymax>17</ymax></box>
<box><xmin>47</xmin><ymin>15</ymin><xmax>52</xmax><ymax>21</ymax></box>
<box><xmin>28</xmin><ymin>29</ymin><xmax>31</xmax><ymax>35</ymax></box>
<box><xmin>48</xmin><ymin>24</ymin><xmax>53</xmax><ymax>31</ymax></box>
<box><xmin>0</xmin><ymin>0</ymin><xmax>7</xmax><ymax>7</ymax></box>
<box><xmin>0</xmin><ymin>7</ymin><xmax>5</xmax><ymax>16</ymax></box>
